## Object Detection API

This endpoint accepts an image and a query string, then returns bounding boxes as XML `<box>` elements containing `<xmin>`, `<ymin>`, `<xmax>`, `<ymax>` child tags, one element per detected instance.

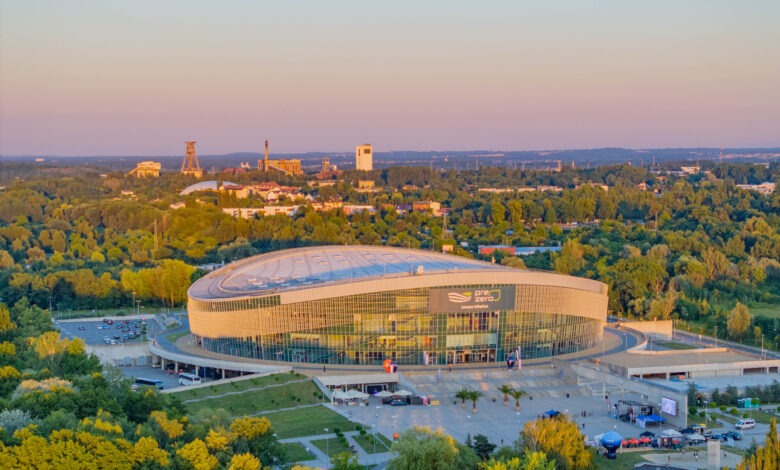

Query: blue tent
<box><xmin>544</xmin><ymin>409</ymin><xmax>561</xmax><ymax>417</ymax></box>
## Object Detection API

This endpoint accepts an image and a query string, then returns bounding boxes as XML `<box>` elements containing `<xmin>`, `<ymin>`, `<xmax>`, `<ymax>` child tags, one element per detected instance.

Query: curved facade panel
<box><xmin>187</xmin><ymin>246</ymin><xmax>608</xmax><ymax>367</ymax></box>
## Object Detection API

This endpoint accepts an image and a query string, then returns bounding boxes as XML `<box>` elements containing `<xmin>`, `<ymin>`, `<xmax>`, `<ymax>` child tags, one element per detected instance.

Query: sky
<box><xmin>1</xmin><ymin>1</ymin><xmax>779</xmax><ymax>156</ymax></box>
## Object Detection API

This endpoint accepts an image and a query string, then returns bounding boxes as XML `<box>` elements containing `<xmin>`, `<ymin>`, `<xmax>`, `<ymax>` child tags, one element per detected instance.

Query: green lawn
<box><xmin>593</xmin><ymin>451</ymin><xmax>649</xmax><ymax>470</ymax></box>
<box><xmin>311</xmin><ymin>436</ymin><xmax>352</xmax><ymax>458</ymax></box>
<box><xmin>747</xmin><ymin>303</ymin><xmax>780</xmax><ymax>318</ymax></box>
<box><xmin>654</xmin><ymin>341</ymin><xmax>696</xmax><ymax>350</ymax></box>
<box><xmin>264</xmin><ymin>406</ymin><xmax>359</xmax><ymax>439</ymax></box>
<box><xmin>713</xmin><ymin>413</ymin><xmax>738</xmax><ymax>424</ymax></box>
<box><xmin>171</xmin><ymin>372</ymin><xmax>317</xmax><ymax>401</ymax></box>
<box><xmin>744</xmin><ymin>410</ymin><xmax>779</xmax><ymax>425</ymax></box>
<box><xmin>166</xmin><ymin>331</ymin><xmax>190</xmax><ymax>343</ymax></box>
<box><xmin>184</xmin><ymin>380</ymin><xmax>325</xmax><ymax>416</ymax></box>
<box><xmin>280</xmin><ymin>442</ymin><xmax>312</xmax><ymax>462</ymax></box>
<box><xmin>353</xmin><ymin>431</ymin><xmax>393</xmax><ymax>453</ymax></box>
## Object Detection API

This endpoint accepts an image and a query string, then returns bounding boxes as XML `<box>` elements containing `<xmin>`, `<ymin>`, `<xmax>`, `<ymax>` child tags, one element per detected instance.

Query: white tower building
<box><xmin>356</xmin><ymin>144</ymin><xmax>373</xmax><ymax>171</ymax></box>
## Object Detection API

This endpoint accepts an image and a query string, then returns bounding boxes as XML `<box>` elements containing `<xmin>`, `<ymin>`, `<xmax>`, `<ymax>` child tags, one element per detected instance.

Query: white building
<box><xmin>356</xmin><ymin>144</ymin><xmax>373</xmax><ymax>171</ymax></box>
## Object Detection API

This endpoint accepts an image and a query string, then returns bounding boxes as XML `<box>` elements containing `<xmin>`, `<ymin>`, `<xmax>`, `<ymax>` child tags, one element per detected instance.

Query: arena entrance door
<box><xmin>450</xmin><ymin>349</ymin><xmax>495</xmax><ymax>364</ymax></box>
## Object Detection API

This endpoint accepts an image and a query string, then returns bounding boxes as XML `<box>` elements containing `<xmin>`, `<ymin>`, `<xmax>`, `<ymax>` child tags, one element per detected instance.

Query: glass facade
<box><xmin>188</xmin><ymin>283</ymin><xmax>604</xmax><ymax>366</ymax></box>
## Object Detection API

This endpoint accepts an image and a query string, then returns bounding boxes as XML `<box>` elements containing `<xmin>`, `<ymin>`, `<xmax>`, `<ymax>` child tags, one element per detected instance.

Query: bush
<box><xmin>720</xmin><ymin>405</ymin><xmax>727</xmax><ymax>411</ymax></box>
<box><xmin>743</xmin><ymin>412</ymin><xmax>749</xmax><ymax>418</ymax></box>
<box><xmin>689</xmin><ymin>406</ymin><xmax>698</xmax><ymax>415</ymax></box>
<box><xmin>730</xmin><ymin>408</ymin><xmax>738</xmax><ymax>416</ymax></box>
<box><xmin>698</xmin><ymin>411</ymin><xmax>706</xmax><ymax>418</ymax></box>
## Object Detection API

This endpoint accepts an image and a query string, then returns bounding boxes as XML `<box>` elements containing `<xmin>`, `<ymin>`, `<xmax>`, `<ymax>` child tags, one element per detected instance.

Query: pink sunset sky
<box><xmin>1</xmin><ymin>1</ymin><xmax>778</xmax><ymax>156</ymax></box>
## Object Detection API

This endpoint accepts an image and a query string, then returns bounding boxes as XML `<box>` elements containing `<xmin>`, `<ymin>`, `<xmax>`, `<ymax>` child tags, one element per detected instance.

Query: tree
<box><xmin>737</xmin><ymin>419</ymin><xmax>778</xmax><ymax>470</ymax></box>
<box><xmin>228</xmin><ymin>452</ymin><xmax>261</xmax><ymax>470</ymax></box>
<box><xmin>727</xmin><ymin>302</ymin><xmax>752</xmax><ymax>341</ymax></box>
<box><xmin>176</xmin><ymin>438</ymin><xmax>218</xmax><ymax>470</ymax></box>
<box><xmin>0</xmin><ymin>409</ymin><xmax>36</xmax><ymax>435</ymax></box>
<box><xmin>0</xmin><ymin>304</ymin><xmax>16</xmax><ymax>339</ymax></box>
<box><xmin>498</xmin><ymin>384</ymin><xmax>513</xmax><ymax>406</ymax></box>
<box><xmin>331</xmin><ymin>452</ymin><xmax>361</xmax><ymax>470</ymax></box>
<box><xmin>554</xmin><ymin>239</ymin><xmax>585</xmax><ymax>274</ymax></box>
<box><xmin>33</xmin><ymin>331</ymin><xmax>69</xmax><ymax>370</ymax></box>
<box><xmin>702</xmin><ymin>247</ymin><xmax>730</xmax><ymax>281</ymax></box>
<box><xmin>470</xmin><ymin>434</ymin><xmax>497</xmax><ymax>461</ymax></box>
<box><xmin>387</xmin><ymin>426</ymin><xmax>478</xmax><ymax>470</ymax></box>
<box><xmin>508</xmin><ymin>389</ymin><xmax>527</xmax><ymax>412</ymax></box>
<box><xmin>479</xmin><ymin>452</ymin><xmax>555</xmax><ymax>470</ymax></box>
<box><xmin>468</xmin><ymin>390</ymin><xmax>484</xmax><ymax>414</ymax></box>
<box><xmin>456</xmin><ymin>388</ymin><xmax>470</xmax><ymax>409</ymax></box>
<box><xmin>132</xmin><ymin>436</ymin><xmax>170</xmax><ymax>469</ymax></box>
<box><xmin>646</xmin><ymin>283</ymin><xmax>678</xmax><ymax>321</ymax></box>
<box><xmin>520</xmin><ymin>416</ymin><xmax>592</xmax><ymax>470</ymax></box>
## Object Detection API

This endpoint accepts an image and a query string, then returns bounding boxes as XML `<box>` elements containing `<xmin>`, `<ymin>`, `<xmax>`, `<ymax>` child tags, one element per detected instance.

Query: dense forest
<box><xmin>0</xmin><ymin>161</ymin><xmax>779</xmax><ymax>468</ymax></box>
<box><xmin>0</xmin><ymin>161</ymin><xmax>778</xmax><ymax>347</ymax></box>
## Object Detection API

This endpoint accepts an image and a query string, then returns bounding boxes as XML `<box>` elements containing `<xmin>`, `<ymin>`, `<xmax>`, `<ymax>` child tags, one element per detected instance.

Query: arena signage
<box><xmin>429</xmin><ymin>286</ymin><xmax>516</xmax><ymax>312</ymax></box>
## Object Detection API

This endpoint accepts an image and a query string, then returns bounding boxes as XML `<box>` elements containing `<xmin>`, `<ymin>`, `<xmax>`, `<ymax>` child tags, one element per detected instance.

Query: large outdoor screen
<box><xmin>661</xmin><ymin>397</ymin><xmax>677</xmax><ymax>416</ymax></box>
<box><xmin>429</xmin><ymin>286</ymin><xmax>516</xmax><ymax>313</ymax></box>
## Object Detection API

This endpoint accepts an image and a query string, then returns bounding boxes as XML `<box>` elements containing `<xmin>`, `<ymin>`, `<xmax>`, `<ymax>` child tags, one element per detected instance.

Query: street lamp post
<box><xmin>324</xmin><ymin>427</ymin><xmax>329</xmax><ymax>469</ymax></box>
<box><xmin>761</xmin><ymin>335</ymin><xmax>765</xmax><ymax>360</ymax></box>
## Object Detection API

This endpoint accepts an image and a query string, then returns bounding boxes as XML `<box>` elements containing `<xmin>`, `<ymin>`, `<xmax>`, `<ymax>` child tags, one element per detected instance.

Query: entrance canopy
<box><xmin>316</xmin><ymin>372</ymin><xmax>400</xmax><ymax>396</ymax></box>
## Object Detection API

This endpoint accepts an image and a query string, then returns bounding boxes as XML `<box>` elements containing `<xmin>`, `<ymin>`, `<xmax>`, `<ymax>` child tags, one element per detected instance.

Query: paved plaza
<box><xmin>285</xmin><ymin>363</ymin><xmax>759</xmax><ymax>469</ymax></box>
<box><xmin>58</xmin><ymin>316</ymin><xmax>777</xmax><ymax>469</ymax></box>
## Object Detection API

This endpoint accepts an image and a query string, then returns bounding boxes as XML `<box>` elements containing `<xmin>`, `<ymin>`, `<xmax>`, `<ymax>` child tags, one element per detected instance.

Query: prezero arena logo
<box><xmin>448</xmin><ymin>289</ymin><xmax>502</xmax><ymax>304</ymax></box>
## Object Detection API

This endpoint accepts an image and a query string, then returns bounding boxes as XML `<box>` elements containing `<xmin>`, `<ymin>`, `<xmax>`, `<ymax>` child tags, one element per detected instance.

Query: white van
<box><xmin>735</xmin><ymin>419</ymin><xmax>755</xmax><ymax>430</ymax></box>
<box><xmin>178</xmin><ymin>373</ymin><xmax>202</xmax><ymax>386</ymax></box>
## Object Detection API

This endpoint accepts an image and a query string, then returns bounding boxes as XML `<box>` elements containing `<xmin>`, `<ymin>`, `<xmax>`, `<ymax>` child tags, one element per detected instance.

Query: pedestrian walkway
<box><xmin>279</xmin><ymin>430</ymin><xmax>391</xmax><ymax>468</ymax></box>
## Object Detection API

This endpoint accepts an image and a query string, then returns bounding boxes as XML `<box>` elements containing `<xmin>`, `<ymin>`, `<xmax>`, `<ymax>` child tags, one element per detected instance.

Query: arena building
<box><xmin>187</xmin><ymin>246</ymin><xmax>608</xmax><ymax>367</ymax></box>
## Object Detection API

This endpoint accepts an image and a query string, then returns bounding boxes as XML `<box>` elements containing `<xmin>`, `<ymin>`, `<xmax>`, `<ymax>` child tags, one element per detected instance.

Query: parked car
<box><xmin>680</xmin><ymin>427</ymin><xmax>695</xmax><ymax>435</ymax></box>
<box><xmin>390</xmin><ymin>400</ymin><xmax>408</xmax><ymax>406</ymax></box>
<box><xmin>725</xmin><ymin>431</ymin><xmax>743</xmax><ymax>441</ymax></box>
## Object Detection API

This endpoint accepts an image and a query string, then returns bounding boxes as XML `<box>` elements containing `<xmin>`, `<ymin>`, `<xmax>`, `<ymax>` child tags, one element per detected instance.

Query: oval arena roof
<box><xmin>189</xmin><ymin>245</ymin><xmax>524</xmax><ymax>300</ymax></box>
<box><xmin>180</xmin><ymin>180</ymin><xmax>238</xmax><ymax>195</ymax></box>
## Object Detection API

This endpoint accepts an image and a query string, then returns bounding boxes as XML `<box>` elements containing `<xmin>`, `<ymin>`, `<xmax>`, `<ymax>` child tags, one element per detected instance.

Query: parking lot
<box><xmin>57</xmin><ymin>317</ymin><xmax>149</xmax><ymax>345</ymax></box>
